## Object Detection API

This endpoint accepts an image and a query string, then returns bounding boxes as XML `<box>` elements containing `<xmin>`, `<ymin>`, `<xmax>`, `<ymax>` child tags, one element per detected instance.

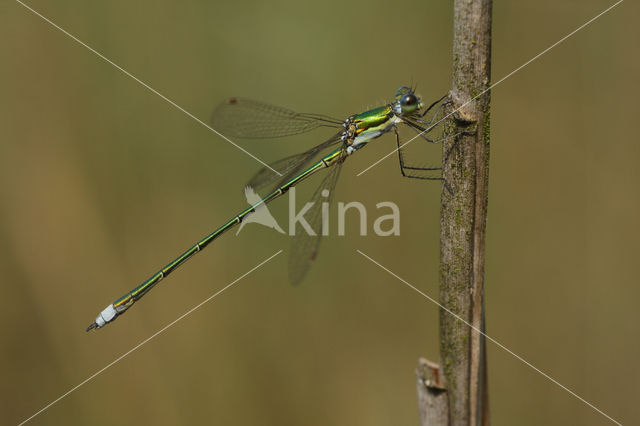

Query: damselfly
<box><xmin>87</xmin><ymin>86</ymin><xmax>449</xmax><ymax>331</ymax></box>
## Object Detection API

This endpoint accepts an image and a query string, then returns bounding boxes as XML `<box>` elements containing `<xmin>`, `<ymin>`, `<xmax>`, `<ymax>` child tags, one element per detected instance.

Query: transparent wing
<box><xmin>212</xmin><ymin>98</ymin><xmax>342</xmax><ymax>138</ymax></box>
<box><xmin>288</xmin><ymin>151</ymin><xmax>345</xmax><ymax>286</ymax></box>
<box><xmin>247</xmin><ymin>133</ymin><xmax>342</xmax><ymax>191</ymax></box>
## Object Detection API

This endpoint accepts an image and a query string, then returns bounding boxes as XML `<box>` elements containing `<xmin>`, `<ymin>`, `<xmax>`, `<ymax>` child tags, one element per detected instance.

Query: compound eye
<box><xmin>400</xmin><ymin>94</ymin><xmax>418</xmax><ymax>113</ymax></box>
<box><xmin>401</xmin><ymin>94</ymin><xmax>416</xmax><ymax>106</ymax></box>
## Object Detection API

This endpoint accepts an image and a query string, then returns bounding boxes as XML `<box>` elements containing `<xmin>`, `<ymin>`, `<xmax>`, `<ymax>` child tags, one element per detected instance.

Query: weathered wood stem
<box><xmin>418</xmin><ymin>0</ymin><xmax>492</xmax><ymax>425</ymax></box>
<box><xmin>416</xmin><ymin>358</ymin><xmax>448</xmax><ymax>426</ymax></box>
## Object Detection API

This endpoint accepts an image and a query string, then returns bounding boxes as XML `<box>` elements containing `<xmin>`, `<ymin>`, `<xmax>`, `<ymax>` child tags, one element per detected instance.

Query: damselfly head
<box><xmin>394</xmin><ymin>86</ymin><xmax>423</xmax><ymax>115</ymax></box>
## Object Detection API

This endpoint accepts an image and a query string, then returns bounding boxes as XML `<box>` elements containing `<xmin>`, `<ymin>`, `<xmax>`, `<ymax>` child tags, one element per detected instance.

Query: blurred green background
<box><xmin>1</xmin><ymin>0</ymin><xmax>638</xmax><ymax>424</ymax></box>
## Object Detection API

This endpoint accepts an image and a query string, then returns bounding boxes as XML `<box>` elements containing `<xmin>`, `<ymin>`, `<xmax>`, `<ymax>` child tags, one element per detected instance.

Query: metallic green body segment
<box><xmin>351</xmin><ymin>105</ymin><xmax>393</xmax><ymax>133</ymax></box>
<box><xmin>279</xmin><ymin>162</ymin><xmax>323</xmax><ymax>188</ymax></box>
<box><xmin>103</xmin><ymin>146</ymin><xmax>344</xmax><ymax>324</ymax></box>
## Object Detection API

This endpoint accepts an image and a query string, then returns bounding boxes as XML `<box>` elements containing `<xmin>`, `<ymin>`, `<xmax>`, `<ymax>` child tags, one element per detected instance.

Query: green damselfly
<box><xmin>87</xmin><ymin>86</ymin><xmax>449</xmax><ymax>331</ymax></box>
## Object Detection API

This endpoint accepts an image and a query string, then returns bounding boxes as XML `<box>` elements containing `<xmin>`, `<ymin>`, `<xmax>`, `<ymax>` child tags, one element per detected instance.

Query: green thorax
<box><xmin>351</xmin><ymin>105</ymin><xmax>394</xmax><ymax>136</ymax></box>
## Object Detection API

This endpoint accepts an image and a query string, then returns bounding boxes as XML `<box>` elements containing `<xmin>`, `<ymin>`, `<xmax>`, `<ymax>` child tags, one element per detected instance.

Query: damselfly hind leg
<box><xmin>394</xmin><ymin>128</ymin><xmax>442</xmax><ymax>180</ymax></box>
<box><xmin>394</xmin><ymin>129</ymin><xmax>453</xmax><ymax>194</ymax></box>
